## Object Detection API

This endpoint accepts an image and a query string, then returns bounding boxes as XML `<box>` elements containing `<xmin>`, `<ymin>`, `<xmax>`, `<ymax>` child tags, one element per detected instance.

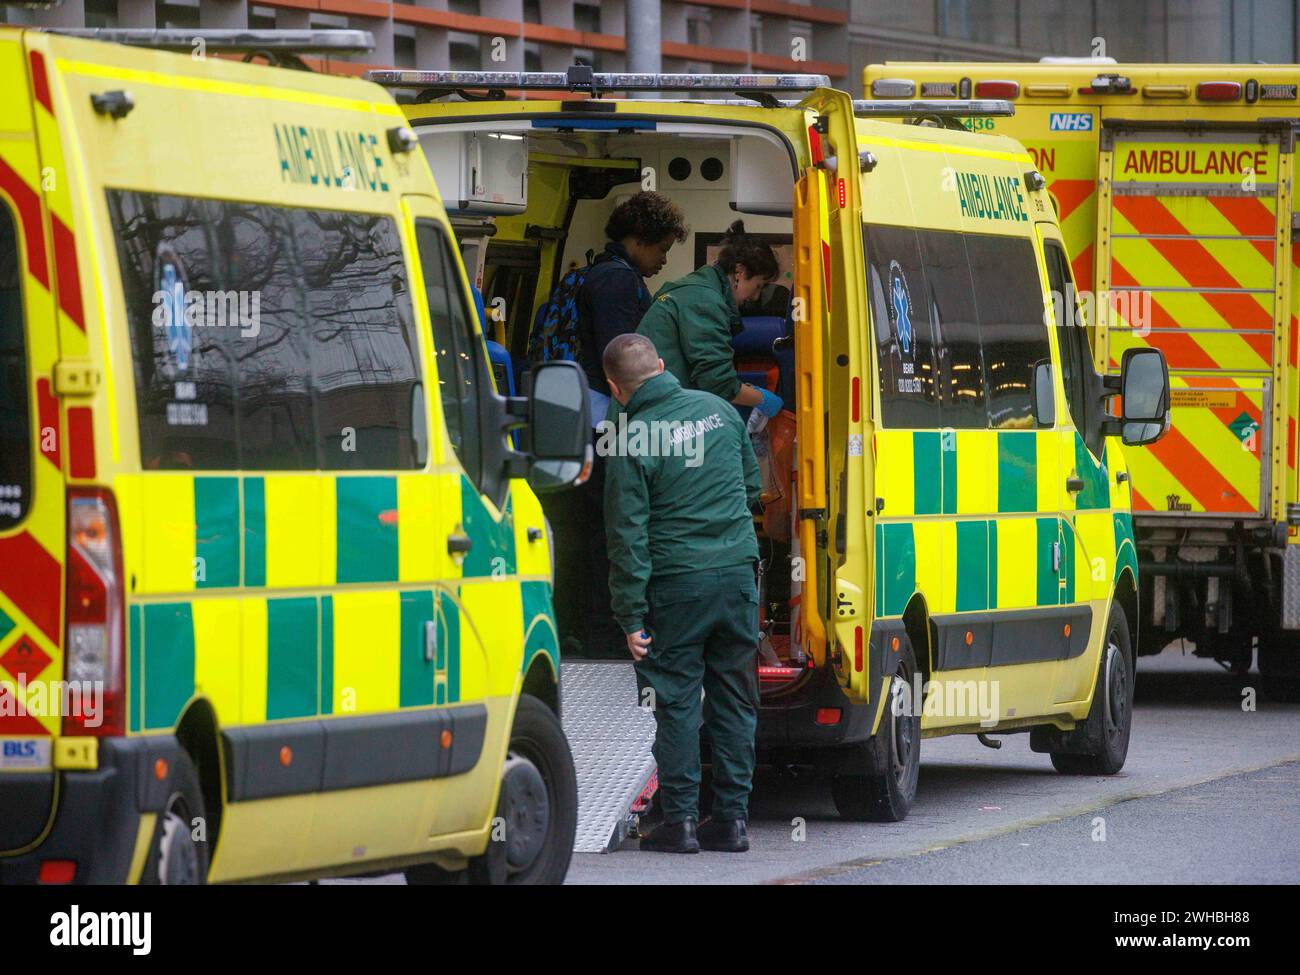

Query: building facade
<box><xmin>5</xmin><ymin>1</ymin><xmax>1297</xmax><ymax>89</ymax></box>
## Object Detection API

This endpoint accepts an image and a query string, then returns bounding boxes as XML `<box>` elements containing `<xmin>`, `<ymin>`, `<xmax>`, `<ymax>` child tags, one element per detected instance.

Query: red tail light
<box><xmin>975</xmin><ymin>80</ymin><xmax>1019</xmax><ymax>99</ymax></box>
<box><xmin>758</xmin><ymin>666</ymin><xmax>803</xmax><ymax>687</ymax></box>
<box><xmin>1197</xmin><ymin>81</ymin><xmax>1241</xmax><ymax>101</ymax></box>
<box><xmin>63</xmin><ymin>488</ymin><xmax>125</xmax><ymax>737</ymax></box>
<box><xmin>39</xmin><ymin>860</ymin><xmax>77</xmax><ymax>884</ymax></box>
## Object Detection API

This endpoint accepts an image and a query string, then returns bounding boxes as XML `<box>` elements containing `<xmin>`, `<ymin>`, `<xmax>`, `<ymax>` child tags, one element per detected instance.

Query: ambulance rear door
<box><xmin>1097</xmin><ymin>123</ymin><xmax>1292</xmax><ymax>520</ymax></box>
<box><xmin>793</xmin><ymin>88</ymin><xmax>875</xmax><ymax>704</ymax></box>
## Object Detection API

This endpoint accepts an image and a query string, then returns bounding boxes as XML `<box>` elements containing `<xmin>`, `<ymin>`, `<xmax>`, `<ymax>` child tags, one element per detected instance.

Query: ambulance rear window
<box><xmin>110</xmin><ymin>191</ymin><xmax>424</xmax><ymax>471</ymax></box>
<box><xmin>0</xmin><ymin>205</ymin><xmax>30</xmax><ymax>528</ymax></box>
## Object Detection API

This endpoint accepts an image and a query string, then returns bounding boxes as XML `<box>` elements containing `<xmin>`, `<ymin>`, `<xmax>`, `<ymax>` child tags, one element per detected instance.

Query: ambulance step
<box><xmin>561</xmin><ymin>661</ymin><xmax>657</xmax><ymax>854</ymax></box>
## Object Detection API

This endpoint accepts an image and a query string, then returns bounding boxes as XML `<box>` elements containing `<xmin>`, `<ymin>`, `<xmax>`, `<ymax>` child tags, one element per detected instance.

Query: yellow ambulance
<box><xmin>864</xmin><ymin>62</ymin><xmax>1300</xmax><ymax>694</ymax></box>
<box><xmin>380</xmin><ymin>69</ymin><xmax>1170</xmax><ymax>820</ymax></box>
<box><xmin>0</xmin><ymin>28</ymin><xmax>591</xmax><ymax>884</ymax></box>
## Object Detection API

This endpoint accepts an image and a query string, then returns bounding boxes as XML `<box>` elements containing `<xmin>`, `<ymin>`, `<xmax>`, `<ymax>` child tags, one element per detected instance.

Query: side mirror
<box><xmin>1113</xmin><ymin>347</ymin><xmax>1169</xmax><ymax>446</ymax></box>
<box><xmin>524</xmin><ymin>360</ymin><xmax>592</xmax><ymax>493</ymax></box>
<box><xmin>1031</xmin><ymin>359</ymin><xmax>1055</xmax><ymax>428</ymax></box>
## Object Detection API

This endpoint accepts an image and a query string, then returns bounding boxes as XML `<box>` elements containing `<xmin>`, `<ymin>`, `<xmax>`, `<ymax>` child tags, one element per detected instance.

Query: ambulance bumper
<box><xmin>0</xmin><ymin>736</ymin><xmax>180</xmax><ymax>884</ymax></box>
<box><xmin>756</xmin><ymin>666</ymin><xmax>881</xmax><ymax>770</ymax></box>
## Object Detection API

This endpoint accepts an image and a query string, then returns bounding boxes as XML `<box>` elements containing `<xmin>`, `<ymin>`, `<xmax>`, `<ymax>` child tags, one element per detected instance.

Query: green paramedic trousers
<box><xmin>634</xmin><ymin>563</ymin><xmax>759</xmax><ymax>822</ymax></box>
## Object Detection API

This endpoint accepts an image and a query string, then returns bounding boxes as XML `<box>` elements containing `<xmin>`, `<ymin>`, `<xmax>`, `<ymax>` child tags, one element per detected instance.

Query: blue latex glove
<box><xmin>756</xmin><ymin>388</ymin><xmax>784</xmax><ymax>418</ymax></box>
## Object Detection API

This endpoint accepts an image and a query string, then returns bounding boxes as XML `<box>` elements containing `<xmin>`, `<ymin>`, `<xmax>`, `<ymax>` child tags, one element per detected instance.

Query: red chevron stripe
<box><xmin>1130</xmin><ymin>484</ymin><xmax>1154</xmax><ymax>512</ymax></box>
<box><xmin>28</xmin><ymin>49</ymin><xmax>52</xmax><ymax>116</ymax></box>
<box><xmin>0</xmin><ymin>533</ymin><xmax>62</xmax><ymax>645</ymax></box>
<box><xmin>1181</xmin><ymin>376</ymin><xmax>1262</xmax><ymax>444</ymax></box>
<box><xmin>0</xmin><ymin>156</ymin><xmax>50</xmax><ymax>288</ymax></box>
<box><xmin>0</xmin><ymin>707</ymin><xmax>51</xmax><ymax>736</ymax></box>
<box><xmin>1113</xmin><ymin>196</ymin><xmax>1272</xmax><ymax>330</ymax></box>
<box><xmin>1206</xmin><ymin>195</ymin><xmax>1276</xmax><ymax>236</ymax></box>
<box><xmin>1049</xmin><ymin>178</ymin><xmax>1095</xmax><ymax>223</ymax></box>
<box><xmin>51</xmin><ymin>215</ymin><xmax>84</xmax><ymax>331</ymax></box>
<box><xmin>1110</xmin><ymin>261</ymin><xmax>1220</xmax><ymax>371</ymax></box>
<box><xmin>1145</xmin><ymin>424</ymin><xmax>1255</xmax><ymax>513</ymax></box>
<box><xmin>36</xmin><ymin>378</ymin><xmax>60</xmax><ymax>469</ymax></box>
<box><xmin>1071</xmin><ymin>242</ymin><xmax>1094</xmax><ymax>296</ymax></box>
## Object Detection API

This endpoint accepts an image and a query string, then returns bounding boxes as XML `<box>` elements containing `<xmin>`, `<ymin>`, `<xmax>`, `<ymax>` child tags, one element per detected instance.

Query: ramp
<box><xmin>561</xmin><ymin>660</ymin><xmax>657</xmax><ymax>853</ymax></box>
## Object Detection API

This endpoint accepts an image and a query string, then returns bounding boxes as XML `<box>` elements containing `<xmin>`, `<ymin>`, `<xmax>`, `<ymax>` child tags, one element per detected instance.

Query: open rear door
<box><xmin>793</xmin><ymin>89</ymin><xmax>875</xmax><ymax>703</ymax></box>
<box><xmin>1097</xmin><ymin>123</ymin><xmax>1292</xmax><ymax>520</ymax></box>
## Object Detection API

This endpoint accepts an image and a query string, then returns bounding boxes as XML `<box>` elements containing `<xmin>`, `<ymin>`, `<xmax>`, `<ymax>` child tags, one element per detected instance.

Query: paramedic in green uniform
<box><xmin>636</xmin><ymin>220</ymin><xmax>784</xmax><ymax>420</ymax></box>
<box><xmin>601</xmin><ymin>332</ymin><xmax>762</xmax><ymax>854</ymax></box>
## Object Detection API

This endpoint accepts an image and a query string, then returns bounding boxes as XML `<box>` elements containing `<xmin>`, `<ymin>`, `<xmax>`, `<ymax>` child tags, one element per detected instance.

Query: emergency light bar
<box><xmin>850</xmin><ymin>99</ymin><xmax>1014</xmax><ymax>117</ymax></box>
<box><xmin>43</xmin><ymin>28</ymin><xmax>375</xmax><ymax>56</ymax></box>
<box><xmin>364</xmin><ymin>65</ymin><xmax>830</xmax><ymax>97</ymax></box>
<box><xmin>680</xmin><ymin>98</ymin><xmax>1015</xmax><ymax>118</ymax></box>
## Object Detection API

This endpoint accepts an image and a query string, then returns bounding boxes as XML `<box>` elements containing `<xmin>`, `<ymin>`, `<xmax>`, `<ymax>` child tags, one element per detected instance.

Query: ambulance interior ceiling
<box><xmin>545</xmin><ymin>130</ymin><xmax>795</xmax><ymax>289</ymax></box>
<box><xmin>427</xmin><ymin>120</ymin><xmax>797</xmax><ymax>290</ymax></box>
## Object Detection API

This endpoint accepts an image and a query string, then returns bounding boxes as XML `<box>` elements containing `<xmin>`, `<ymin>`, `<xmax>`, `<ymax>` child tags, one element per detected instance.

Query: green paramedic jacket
<box><xmin>603</xmin><ymin>370</ymin><xmax>761</xmax><ymax>636</ymax></box>
<box><xmin>636</xmin><ymin>262</ymin><xmax>743</xmax><ymax>401</ymax></box>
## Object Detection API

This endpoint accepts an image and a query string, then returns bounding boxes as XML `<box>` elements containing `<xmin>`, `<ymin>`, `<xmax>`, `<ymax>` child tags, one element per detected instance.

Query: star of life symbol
<box><xmin>158</xmin><ymin>258</ymin><xmax>191</xmax><ymax>375</ymax></box>
<box><xmin>889</xmin><ymin>260</ymin><xmax>913</xmax><ymax>357</ymax></box>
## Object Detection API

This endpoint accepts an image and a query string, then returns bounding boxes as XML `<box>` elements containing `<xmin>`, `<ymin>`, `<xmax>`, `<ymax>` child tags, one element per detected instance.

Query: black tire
<box><xmin>1259</xmin><ymin>635</ymin><xmax>1300</xmax><ymax>702</ymax></box>
<box><xmin>1047</xmin><ymin>601</ymin><xmax>1134</xmax><ymax>775</ymax></box>
<box><xmin>830</xmin><ymin>637</ymin><xmax>921</xmax><ymax>822</ymax></box>
<box><xmin>468</xmin><ymin>694</ymin><xmax>577</xmax><ymax>885</ymax></box>
<box><xmin>140</xmin><ymin>749</ymin><xmax>208</xmax><ymax>885</ymax></box>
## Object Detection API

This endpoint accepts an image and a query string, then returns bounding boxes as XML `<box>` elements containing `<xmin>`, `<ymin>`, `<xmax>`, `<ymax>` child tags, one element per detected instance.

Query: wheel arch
<box><xmin>174</xmin><ymin>697</ymin><xmax>224</xmax><ymax>863</ymax></box>
<box><xmin>521</xmin><ymin>651</ymin><xmax>559</xmax><ymax>717</ymax></box>
<box><xmin>1113</xmin><ymin>566</ymin><xmax>1139</xmax><ymax>663</ymax></box>
<box><xmin>902</xmin><ymin>592</ymin><xmax>933</xmax><ymax>686</ymax></box>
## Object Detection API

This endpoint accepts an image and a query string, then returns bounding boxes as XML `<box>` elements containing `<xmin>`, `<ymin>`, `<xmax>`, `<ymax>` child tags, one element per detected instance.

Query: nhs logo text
<box><xmin>1049</xmin><ymin>113</ymin><xmax>1093</xmax><ymax>131</ymax></box>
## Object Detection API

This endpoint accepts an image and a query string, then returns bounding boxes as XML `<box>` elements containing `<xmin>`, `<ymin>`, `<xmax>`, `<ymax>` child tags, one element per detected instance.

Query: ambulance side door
<box><xmin>1038</xmin><ymin>222</ymin><xmax>1112</xmax><ymax>704</ymax></box>
<box><xmin>403</xmin><ymin>194</ymin><xmax>501</xmax><ymax>836</ymax></box>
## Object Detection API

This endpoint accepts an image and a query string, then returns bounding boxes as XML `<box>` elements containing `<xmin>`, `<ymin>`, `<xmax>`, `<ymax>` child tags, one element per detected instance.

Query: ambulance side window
<box><xmin>965</xmin><ymin>234</ymin><xmax>1054</xmax><ymax>429</ymax></box>
<box><xmin>296</xmin><ymin>211</ymin><xmax>422</xmax><ymax>470</ymax></box>
<box><xmin>917</xmin><ymin>230</ymin><xmax>987</xmax><ymax>429</ymax></box>
<box><xmin>414</xmin><ymin>220</ymin><xmax>484</xmax><ymax>486</ymax></box>
<box><xmin>113</xmin><ymin>191</ymin><xmax>424</xmax><ymax>471</ymax></box>
<box><xmin>0</xmin><ymin>204</ymin><xmax>30</xmax><ymax>528</ymax></box>
<box><xmin>111</xmin><ymin>191</ymin><xmax>240</xmax><ymax>470</ymax></box>
<box><xmin>223</xmin><ymin>205</ymin><xmax>316</xmax><ymax>470</ymax></box>
<box><xmin>1043</xmin><ymin>239</ymin><xmax>1090</xmax><ymax>435</ymax></box>
<box><xmin>865</xmin><ymin>224</ymin><xmax>941</xmax><ymax>428</ymax></box>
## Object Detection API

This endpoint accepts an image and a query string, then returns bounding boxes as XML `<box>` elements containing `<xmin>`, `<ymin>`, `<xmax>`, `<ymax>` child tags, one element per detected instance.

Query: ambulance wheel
<box><xmin>1047</xmin><ymin>602</ymin><xmax>1134</xmax><ymax>775</ymax></box>
<box><xmin>1259</xmin><ymin>636</ymin><xmax>1300</xmax><ymax>702</ymax></box>
<box><xmin>831</xmin><ymin>639</ymin><xmax>920</xmax><ymax>823</ymax></box>
<box><xmin>141</xmin><ymin>750</ymin><xmax>208</xmax><ymax>885</ymax></box>
<box><xmin>469</xmin><ymin>694</ymin><xmax>577</xmax><ymax>885</ymax></box>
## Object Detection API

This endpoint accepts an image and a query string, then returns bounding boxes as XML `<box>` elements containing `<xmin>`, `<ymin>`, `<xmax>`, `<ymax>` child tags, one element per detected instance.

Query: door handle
<box><xmin>1066</xmin><ymin>476</ymin><xmax>1086</xmax><ymax>494</ymax></box>
<box><xmin>447</xmin><ymin>532</ymin><xmax>473</xmax><ymax>554</ymax></box>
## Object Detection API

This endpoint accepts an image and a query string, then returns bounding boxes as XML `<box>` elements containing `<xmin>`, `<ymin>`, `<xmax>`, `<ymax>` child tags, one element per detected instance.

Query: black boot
<box><xmin>639</xmin><ymin>817</ymin><xmax>700</xmax><ymax>854</ymax></box>
<box><xmin>697</xmin><ymin>818</ymin><xmax>749</xmax><ymax>852</ymax></box>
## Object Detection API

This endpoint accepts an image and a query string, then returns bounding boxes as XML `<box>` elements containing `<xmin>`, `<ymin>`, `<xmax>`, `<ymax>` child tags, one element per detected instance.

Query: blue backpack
<box><xmin>527</xmin><ymin>261</ymin><xmax>592</xmax><ymax>364</ymax></box>
<box><xmin>527</xmin><ymin>253</ymin><xmax>640</xmax><ymax>364</ymax></box>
